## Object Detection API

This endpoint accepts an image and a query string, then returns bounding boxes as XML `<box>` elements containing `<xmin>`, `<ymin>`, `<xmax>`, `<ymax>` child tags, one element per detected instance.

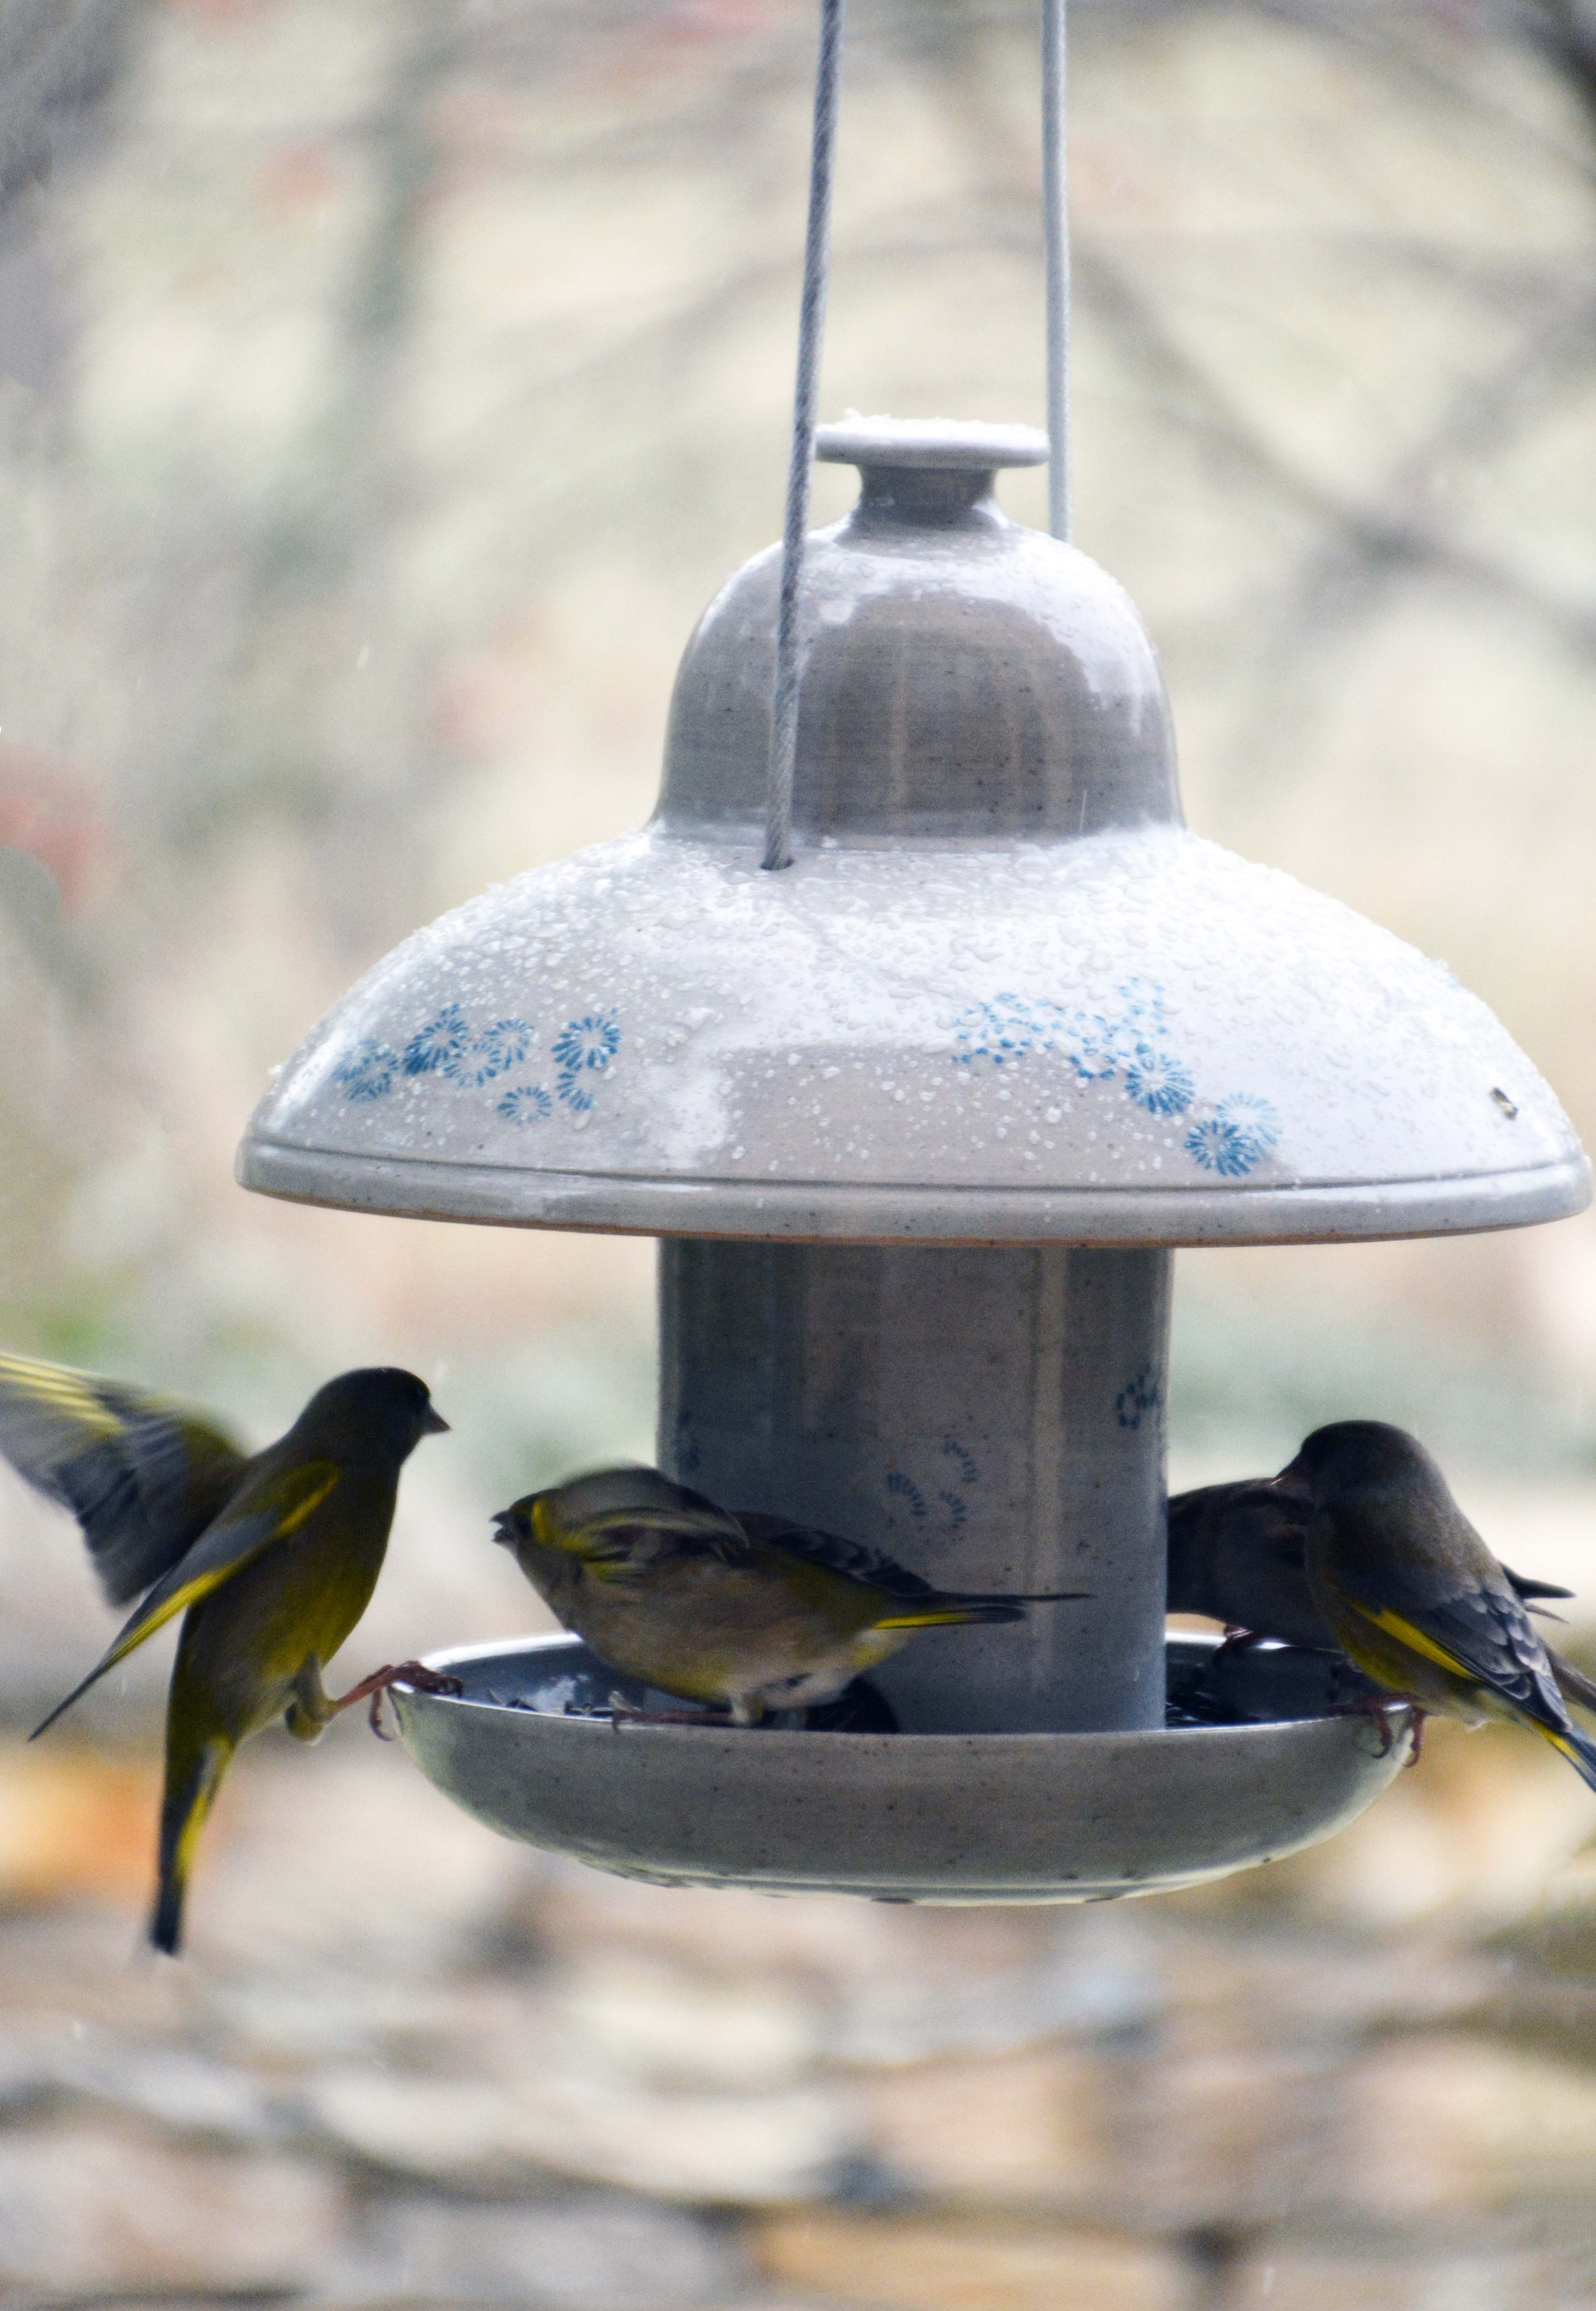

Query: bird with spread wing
<box><xmin>0</xmin><ymin>1353</ymin><xmax>454</xmax><ymax>1951</ymax></box>
<box><xmin>492</xmin><ymin>1464</ymin><xmax>1085</xmax><ymax>1725</ymax></box>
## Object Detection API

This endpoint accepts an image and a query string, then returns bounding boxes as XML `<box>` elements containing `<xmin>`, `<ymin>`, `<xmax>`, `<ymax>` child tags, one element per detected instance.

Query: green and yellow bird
<box><xmin>1281</xmin><ymin>1420</ymin><xmax>1596</xmax><ymax>1779</ymax></box>
<box><xmin>1167</xmin><ymin>1469</ymin><xmax>1580</xmax><ymax>1663</ymax></box>
<box><xmin>0</xmin><ymin>1354</ymin><xmax>450</xmax><ymax>1951</ymax></box>
<box><xmin>492</xmin><ymin>1464</ymin><xmax>1084</xmax><ymax>1725</ymax></box>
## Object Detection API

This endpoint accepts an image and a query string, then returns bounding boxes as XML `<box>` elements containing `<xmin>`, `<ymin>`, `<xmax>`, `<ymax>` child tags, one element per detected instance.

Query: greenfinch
<box><xmin>1167</xmin><ymin>1471</ymin><xmax>1575</xmax><ymax>1655</ymax></box>
<box><xmin>5</xmin><ymin>1357</ymin><xmax>451</xmax><ymax>1952</ymax></box>
<box><xmin>1282</xmin><ymin>1420</ymin><xmax>1596</xmax><ymax>1781</ymax></box>
<box><xmin>491</xmin><ymin>1464</ymin><xmax>1085</xmax><ymax>1726</ymax></box>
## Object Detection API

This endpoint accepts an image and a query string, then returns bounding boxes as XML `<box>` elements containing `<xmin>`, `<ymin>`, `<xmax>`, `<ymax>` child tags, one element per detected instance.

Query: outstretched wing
<box><xmin>31</xmin><ymin>1458</ymin><xmax>340</xmax><ymax>1738</ymax></box>
<box><xmin>0</xmin><ymin>1351</ymin><xmax>247</xmax><ymax>1603</ymax></box>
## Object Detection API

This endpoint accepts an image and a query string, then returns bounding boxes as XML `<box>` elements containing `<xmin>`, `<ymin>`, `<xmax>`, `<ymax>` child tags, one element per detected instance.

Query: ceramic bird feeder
<box><xmin>236</xmin><ymin>18</ymin><xmax>1588</xmax><ymax>1903</ymax></box>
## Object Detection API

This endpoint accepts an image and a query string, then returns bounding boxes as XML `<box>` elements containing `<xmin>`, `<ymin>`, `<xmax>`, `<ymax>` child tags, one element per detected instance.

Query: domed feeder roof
<box><xmin>237</xmin><ymin>420</ymin><xmax>1588</xmax><ymax>1244</ymax></box>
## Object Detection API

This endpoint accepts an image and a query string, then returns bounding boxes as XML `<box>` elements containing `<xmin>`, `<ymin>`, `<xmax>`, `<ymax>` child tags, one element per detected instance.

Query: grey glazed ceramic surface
<box><xmin>237</xmin><ymin>418</ymin><xmax>1588</xmax><ymax>1244</ymax></box>
<box><xmin>391</xmin><ymin>1634</ymin><xmax>1415</xmax><ymax>1903</ymax></box>
<box><xmin>659</xmin><ymin>1241</ymin><xmax>1172</xmax><ymax>1734</ymax></box>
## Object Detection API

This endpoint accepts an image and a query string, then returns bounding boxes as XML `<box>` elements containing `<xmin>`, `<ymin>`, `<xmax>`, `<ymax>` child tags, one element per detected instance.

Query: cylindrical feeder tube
<box><xmin>658</xmin><ymin>1240</ymin><xmax>1170</xmax><ymax>1733</ymax></box>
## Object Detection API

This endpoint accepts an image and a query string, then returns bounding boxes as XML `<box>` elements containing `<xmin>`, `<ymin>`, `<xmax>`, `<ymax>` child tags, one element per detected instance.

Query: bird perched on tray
<box><xmin>492</xmin><ymin>1464</ymin><xmax>1086</xmax><ymax>1726</ymax></box>
<box><xmin>1168</xmin><ymin>1471</ymin><xmax>1578</xmax><ymax>1646</ymax></box>
<box><xmin>0</xmin><ymin>1353</ymin><xmax>455</xmax><ymax>1952</ymax></box>
<box><xmin>1167</xmin><ymin>1457</ymin><xmax>1596</xmax><ymax>1713</ymax></box>
<box><xmin>1274</xmin><ymin>1419</ymin><xmax>1596</xmax><ymax>1781</ymax></box>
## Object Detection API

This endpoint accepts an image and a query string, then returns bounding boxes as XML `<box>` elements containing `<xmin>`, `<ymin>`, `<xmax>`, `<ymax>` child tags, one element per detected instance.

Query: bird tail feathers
<box><xmin>876</xmin><ymin>1588</ymin><xmax>1090</xmax><ymax>1631</ymax></box>
<box><xmin>1543</xmin><ymin>1720</ymin><xmax>1596</xmax><ymax>1796</ymax></box>
<box><xmin>151</xmin><ymin>1734</ymin><xmax>231</xmax><ymax>1956</ymax></box>
<box><xmin>876</xmin><ymin>1600</ymin><xmax>1026</xmax><ymax>1630</ymax></box>
<box><xmin>1550</xmin><ymin>1647</ymin><xmax>1596</xmax><ymax>1718</ymax></box>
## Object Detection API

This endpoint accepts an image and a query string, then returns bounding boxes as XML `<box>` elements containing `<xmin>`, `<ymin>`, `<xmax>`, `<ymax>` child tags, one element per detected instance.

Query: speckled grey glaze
<box><xmin>659</xmin><ymin>1240</ymin><xmax>1172</xmax><ymax>1734</ymax></box>
<box><xmin>657</xmin><ymin>418</ymin><xmax>1179</xmax><ymax>844</ymax></box>
<box><xmin>237</xmin><ymin>420</ymin><xmax>1588</xmax><ymax>1244</ymax></box>
<box><xmin>391</xmin><ymin>1634</ymin><xmax>1415</xmax><ymax>1903</ymax></box>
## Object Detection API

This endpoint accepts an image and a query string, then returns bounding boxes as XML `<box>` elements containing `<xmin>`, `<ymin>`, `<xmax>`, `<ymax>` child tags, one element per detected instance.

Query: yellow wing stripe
<box><xmin>88</xmin><ymin>1469</ymin><xmax>339</xmax><ymax>1674</ymax></box>
<box><xmin>0</xmin><ymin>1357</ymin><xmax>122</xmax><ymax>1437</ymax></box>
<box><xmin>1355</xmin><ymin>1602</ymin><xmax>1471</xmax><ymax>1678</ymax></box>
<box><xmin>276</xmin><ymin>1468</ymin><xmax>339</xmax><ymax>1539</ymax></box>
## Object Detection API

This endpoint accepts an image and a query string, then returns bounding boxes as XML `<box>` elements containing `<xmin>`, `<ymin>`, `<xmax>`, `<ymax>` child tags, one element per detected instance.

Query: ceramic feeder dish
<box><xmin>238</xmin><ymin>417</ymin><xmax>1588</xmax><ymax>1899</ymax></box>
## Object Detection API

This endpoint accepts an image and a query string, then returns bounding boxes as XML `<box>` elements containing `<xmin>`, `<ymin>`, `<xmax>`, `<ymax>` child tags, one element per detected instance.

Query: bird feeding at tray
<box><xmin>235</xmin><ymin>0</ymin><xmax>1589</xmax><ymax>1903</ymax></box>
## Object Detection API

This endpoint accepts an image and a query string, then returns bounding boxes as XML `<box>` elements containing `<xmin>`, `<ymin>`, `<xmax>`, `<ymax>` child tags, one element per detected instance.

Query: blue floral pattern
<box><xmin>552</xmin><ymin>1011</ymin><xmax>622</xmax><ymax>1077</ymax></box>
<box><xmin>884</xmin><ymin>1469</ymin><xmax>930</xmax><ymax>1521</ymax></box>
<box><xmin>403</xmin><ymin>1004</ymin><xmax>469</xmax><ymax>1078</ymax></box>
<box><xmin>331</xmin><ymin>1006</ymin><xmax>622</xmax><ymax>1122</ymax></box>
<box><xmin>332</xmin><ymin>1039</ymin><xmax>399</xmax><ymax>1101</ymax></box>
<box><xmin>496</xmin><ymin>1083</ymin><xmax>552</xmax><ymax>1126</ymax></box>
<box><xmin>452</xmin><ymin>1018</ymin><xmax>533</xmax><ymax>1088</ymax></box>
<box><xmin>554</xmin><ymin>1010</ymin><xmax>622</xmax><ymax>1111</ymax></box>
<box><xmin>951</xmin><ymin>979</ymin><xmax>1280</xmax><ymax>1177</ymax></box>
<box><xmin>1185</xmin><ymin>1094</ymin><xmax>1280</xmax><ymax>1177</ymax></box>
<box><xmin>941</xmin><ymin>1438</ymin><xmax>980</xmax><ymax>1487</ymax></box>
<box><xmin>1116</xmin><ymin>1367</ymin><xmax>1160</xmax><ymax>1430</ymax></box>
<box><xmin>1122</xmin><ymin>1042</ymin><xmax>1194</xmax><ymax>1116</ymax></box>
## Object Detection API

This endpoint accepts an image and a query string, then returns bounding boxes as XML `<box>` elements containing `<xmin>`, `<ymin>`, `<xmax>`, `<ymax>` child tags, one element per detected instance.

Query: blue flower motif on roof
<box><xmin>1123</xmin><ymin>1043</ymin><xmax>1194</xmax><ymax>1117</ymax></box>
<box><xmin>955</xmin><ymin>980</ymin><xmax>1177</xmax><ymax>1087</ymax></box>
<box><xmin>1215</xmin><ymin>1092</ymin><xmax>1280</xmax><ymax>1160</ymax></box>
<box><xmin>497</xmin><ymin>1083</ymin><xmax>552</xmax><ymax>1127</ymax></box>
<box><xmin>1185</xmin><ymin>1094</ymin><xmax>1280</xmax><ymax>1177</ymax></box>
<box><xmin>354</xmin><ymin>1004</ymin><xmax>623</xmax><ymax>1119</ymax></box>
<box><xmin>333</xmin><ymin>1039</ymin><xmax>399</xmax><ymax>1102</ymax></box>
<box><xmin>552</xmin><ymin>1010</ymin><xmax>622</xmax><ymax>1079</ymax></box>
<box><xmin>403</xmin><ymin>1003</ymin><xmax>469</xmax><ymax>1078</ymax></box>
<box><xmin>1060</xmin><ymin>1010</ymin><xmax>1120</xmax><ymax>1082</ymax></box>
<box><xmin>1116</xmin><ymin>977</ymin><xmax>1169</xmax><ymax>1032</ymax></box>
<box><xmin>949</xmin><ymin>977</ymin><xmax>1279</xmax><ymax>1179</ymax></box>
<box><xmin>452</xmin><ymin>1018</ymin><xmax>534</xmax><ymax>1088</ymax></box>
<box><xmin>953</xmin><ymin>995</ymin><xmax>1042</xmax><ymax>1068</ymax></box>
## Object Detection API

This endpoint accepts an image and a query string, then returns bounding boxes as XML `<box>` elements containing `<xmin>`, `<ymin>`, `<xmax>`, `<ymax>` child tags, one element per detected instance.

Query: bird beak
<box><xmin>423</xmin><ymin>1405</ymin><xmax>451</xmax><ymax>1435</ymax></box>
<box><xmin>490</xmin><ymin>1509</ymin><xmax>514</xmax><ymax>1545</ymax></box>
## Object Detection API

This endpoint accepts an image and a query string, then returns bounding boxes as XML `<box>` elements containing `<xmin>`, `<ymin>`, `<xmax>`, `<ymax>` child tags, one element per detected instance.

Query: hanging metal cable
<box><xmin>1042</xmin><ymin>0</ymin><xmax>1071</xmax><ymax>542</ymax></box>
<box><xmin>763</xmin><ymin>0</ymin><xmax>1070</xmax><ymax>867</ymax></box>
<box><xmin>762</xmin><ymin>0</ymin><xmax>848</xmax><ymax>875</ymax></box>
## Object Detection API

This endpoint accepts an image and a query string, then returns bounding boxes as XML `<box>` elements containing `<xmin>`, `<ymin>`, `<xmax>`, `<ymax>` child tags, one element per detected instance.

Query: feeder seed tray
<box><xmin>391</xmin><ymin>1635</ymin><xmax>1415</xmax><ymax>1904</ymax></box>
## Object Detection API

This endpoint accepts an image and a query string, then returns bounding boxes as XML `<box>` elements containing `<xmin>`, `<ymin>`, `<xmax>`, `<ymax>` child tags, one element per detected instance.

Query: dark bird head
<box><xmin>1276</xmin><ymin>1420</ymin><xmax>1440</xmax><ymax>1508</ymax></box>
<box><xmin>296</xmin><ymin>1368</ymin><xmax>449</xmax><ymax>1463</ymax></box>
